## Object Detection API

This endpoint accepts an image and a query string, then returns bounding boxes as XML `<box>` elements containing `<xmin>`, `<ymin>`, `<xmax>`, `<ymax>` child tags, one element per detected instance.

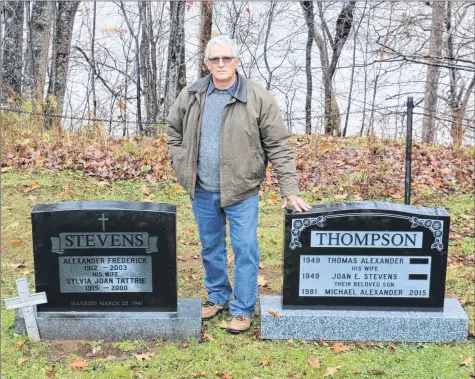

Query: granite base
<box><xmin>260</xmin><ymin>296</ymin><xmax>468</xmax><ymax>342</ymax></box>
<box><xmin>15</xmin><ymin>298</ymin><xmax>201</xmax><ymax>341</ymax></box>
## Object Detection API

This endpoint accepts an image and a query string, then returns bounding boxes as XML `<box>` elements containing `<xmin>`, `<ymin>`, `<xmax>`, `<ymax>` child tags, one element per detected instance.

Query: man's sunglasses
<box><xmin>207</xmin><ymin>56</ymin><xmax>235</xmax><ymax>64</ymax></box>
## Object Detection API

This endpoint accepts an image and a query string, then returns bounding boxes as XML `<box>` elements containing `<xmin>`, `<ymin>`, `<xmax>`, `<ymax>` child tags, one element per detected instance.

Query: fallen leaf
<box><xmin>460</xmin><ymin>357</ymin><xmax>472</xmax><ymax>366</ymax></box>
<box><xmin>135</xmin><ymin>352</ymin><xmax>155</xmax><ymax>361</ymax></box>
<box><xmin>388</xmin><ymin>344</ymin><xmax>397</xmax><ymax>350</ymax></box>
<box><xmin>227</xmin><ymin>253</ymin><xmax>234</xmax><ymax>264</ymax></box>
<box><xmin>203</xmin><ymin>333</ymin><xmax>214</xmax><ymax>342</ymax></box>
<box><xmin>283</xmin><ymin>359</ymin><xmax>291</xmax><ymax>365</ymax></box>
<box><xmin>177</xmin><ymin>255</ymin><xmax>187</xmax><ymax>261</ymax></box>
<box><xmin>353</xmin><ymin>369</ymin><xmax>361</xmax><ymax>374</ymax></box>
<box><xmin>370</xmin><ymin>370</ymin><xmax>385</xmax><ymax>375</ymax></box>
<box><xmin>318</xmin><ymin>144</ymin><xmax>332</xmax><ymax>152</ymax></box>
<box><xmin>287</xmin><ymin>339</ymin><xmax>294</xmax><ymax>344</ymax></box>
<box><xmin>9</xmin><ymin>239</ymin><xmax>23</xmax><ymax>247</ymax></box>
<box><xmin>16</xmin><ymin>340</ymin><xmax>26</xmax><ymax>347</ymax></box>
<box><xmin>193</xmin><ymin>255</ymin><xmax>200</xmax><ymax>259</ymax></box>
<box><xmin>5</xmin><ymin>221</ymin><xmax>19</xmax><ymax>230</ymax></box>
<box><xmin>468</xmin><ymin>330</ymin><xmax>475</xmax><ymax>338</ymax></box>
<box><xmin>21</xmin><ymin>182</ymin><xmax>41</xmax><ymax>193</ymax></box>
<box><xmin>219</xmin><ymin>320</ymin><xmax>229</xmax><ymax>329</ymax></box>
<box><xmin>172</xmin><ymin>187</ymin><xmax>183</xmax><ymax>194</ymax></box>
<box><xmin>179</xmin><ymin>343</ymin><xmax>189</xmax><ymax>349</ymax></box>
<box><xmin>46</xmin><ymin>371</ymin><xmax>56</xmax><ymax>377</ymax></box>
<box><xmin>191</xmin><ymin>371</ymin><xmax>206</xmax><ymax>378</ymax></box>
<box><xmin>323</xmin><ymin>366</ymin><xmax>342</xmax><ymax>377</ymax></box>
<box><xmin>260</xmin><ymin>358</ymin><xmax>272</xmax><ymax>367</ymax></box>
<box><xmin>267</xmin><ymin>194</ymin><xmax>279</xmax><ymax>205</ymax></box>
<box><xmin>268</xmin><ymin>309</ymin><xmax>280</xmax><ymax>318</ymax></box>
<box><xmin>259</xmin><ymin>262</ymin><xmax>265</xmax><ymax>269</ymax></box>
<box><xmin>9</xmin><ymin>262</ymin><xmax>27</xmax><ymax>269</ymax></box>
<box><xmin>330</xmin><ymin>343</ymin><xmax>350</xmax><ymax>353</ymax></box>
<box><xmin>216</xmin><ymin>372</ymin><xmax>232</xmax><ymax>379</ymax></box>
<box><xmin>315</xmin><ymin>340</ymin><xmax>329</xmax><ymax>347</ymax></box>
<box><xmin>9</xmin><ymin>262</ymin><xmax>26</xmax><ymax>269</ymax></box>
<box><xmin>307</xmin><ymin>356</ymin><xmax>320</xmax><ymax>368</ymax></box>
<box><xmin>251</xmin><ymin>329</ymin><xmax>261</xmax><ymax>340</ymax></box>
<box><xmin>70</xmin><ymin>358</ymin><xmax>88</xmax><ymax>370</ymax></box>
<box><xmin>17</xmin><ymin>357</ymin><xmax>26</xmax><ymax>366</ymax></box>
<box><xmin>140</xmin><ymin>185</ymin><xmax>151</xmax><ymax>196</ymax></box>
<box><xmin>334</xmin><ymin>193</ymin><xmax>348</xmax><ymax>200</ymax></box>
<box><xmin>258</xmin><ymin>275</ymin><xmax>267</xmax><ymax>287</ymax></box>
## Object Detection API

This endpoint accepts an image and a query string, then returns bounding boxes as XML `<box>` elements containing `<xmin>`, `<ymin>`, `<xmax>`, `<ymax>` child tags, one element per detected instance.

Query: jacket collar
<box><xmin>188</xmin><ymin>72</ymin><xmax>247</xmax><ymax>103</ymax></box>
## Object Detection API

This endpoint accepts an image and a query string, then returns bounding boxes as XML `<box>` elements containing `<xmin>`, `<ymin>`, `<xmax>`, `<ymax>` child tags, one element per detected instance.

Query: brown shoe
<box><xmin>227</xmin><ymin>315</ymin><xmax>252</xmax><ymax>334</ymax></box>
<box><xmin>202</xmin><ymin>301</ymin><xmax>227</xmax><ymax>320</ymax></box>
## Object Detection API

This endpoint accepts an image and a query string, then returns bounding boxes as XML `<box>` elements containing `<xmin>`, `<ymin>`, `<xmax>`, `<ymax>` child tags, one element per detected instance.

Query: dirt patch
<box><xmin>258</xmin><ymin>263</ymin><xmax>283</xmax><ymax>295</ymax></box>
<box><xmin>47</xmin><ymin>340</ymin><xmax>157</xmax><ymax>363</ymax></box>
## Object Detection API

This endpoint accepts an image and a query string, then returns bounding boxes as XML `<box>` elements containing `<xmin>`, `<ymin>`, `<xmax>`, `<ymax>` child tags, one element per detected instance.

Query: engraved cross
<box><xmin>4</xmin><ymin>278</ymin><xmax>47</xmax><ymax>341</ymax></box>
<box><xmin>98</xmin><ymin>213</ymin><xmax>109</xmax><ymax>231</ymax></box>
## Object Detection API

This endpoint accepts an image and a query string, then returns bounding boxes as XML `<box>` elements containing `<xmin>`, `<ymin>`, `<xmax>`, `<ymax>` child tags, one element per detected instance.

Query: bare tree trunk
<box><xmin>24</xmin><ymin>1</ymin><xmax>32</xmax><ymax>99</ymax></box>
<box><xmin>422</xmin><ymin>1</ymin><xmax>446</xmax><ymax>143</ymax></box>
<box><xmin>344</xmin><ymin>2</ymin><xmax>366</xmax><ymax>137</ymax></box>
<box><xmin>197</xmin><ymin>0</ymin><xmax>213</xmax><ymax>79</ymax></box>
<box><xmin>163</xmin><ymin>0</ymin><xmax>186</xmax><ymax>119</ymax></box>
<box><xmin>31</xmin><ymin>1</ymin><xmax>52</xmax><ymax>107</ymax></box>
<box><xmin>119</xmin><ymin>1</ymin><xmax>143</xmax><ymax>134</ymax></box>
<box><xmin>147</xmin><ymin>3</ymin><xmax>158</xmax><ymax>126</ymax></box>
<box><xmin>262</xmin><ymin>1</ymin><xmax>277</xmax><ymax>91</ymax></box>
<box><xmin>139</xmin><ymin>2</ymin><xmax>151</xmax><ymax>132</ymax></box>
<box><xmin>452</xmin><ymin>73</ymin><xmax>475</xmax><ymax>146</ymax></box>
<box><xmin>315</xmin><ymin>1</ymin><xmax>355</xmax><ymax>136</ymax></box>
<box><xmin>51</xmin><ymin>1</ymin><xmax>80</xmax><ymax>117</ymax></box>
<box><xmin>359</xmin><ymin>6</ymin><xmax>371</xmax><ymax>137</ymax></box>
<box><xmin>90</xmin><ymin>1</ymin><xmax>97</xmax><ymax>119</ymax></box>
<box><xmin>2</xmin><ymin>1</ymin><xmax>24</xmax><ymax>95</ymax></box>
<box><xmin>301</xmin><ymin>1</ymin><xmax>314</xmax><ymax>135</ymax></box>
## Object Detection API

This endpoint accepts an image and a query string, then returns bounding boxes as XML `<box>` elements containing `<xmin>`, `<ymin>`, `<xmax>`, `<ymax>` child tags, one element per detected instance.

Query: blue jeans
<box><xmin>191</xmin><ymin>186</ymin><xmax>260</xmax><ymax>316</ymax></box>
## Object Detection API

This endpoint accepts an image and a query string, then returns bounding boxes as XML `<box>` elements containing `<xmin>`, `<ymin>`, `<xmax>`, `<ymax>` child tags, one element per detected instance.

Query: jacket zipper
<box><xmin>220</xmin><ymin>97</ymin><xmax>236</xmax><ymax>207</ymax></box>
<box><xmin>191</xmin><ymin>92</ymin><xmax>205</xmax><ymax>199</ymax></box>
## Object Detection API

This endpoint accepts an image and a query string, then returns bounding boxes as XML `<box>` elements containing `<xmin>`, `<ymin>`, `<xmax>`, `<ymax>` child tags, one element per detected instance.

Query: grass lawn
<box><xmin>1</xmin><ymin>171</ymin><xmax>474</xmax><ymax>379</ymax></box>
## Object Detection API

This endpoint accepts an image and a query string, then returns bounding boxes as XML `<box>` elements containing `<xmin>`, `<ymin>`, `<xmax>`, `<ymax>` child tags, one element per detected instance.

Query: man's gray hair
<box><xmin>204</xmin><ymin>35</ymin><xmax>240</xmax><ymax>60</ymax></box>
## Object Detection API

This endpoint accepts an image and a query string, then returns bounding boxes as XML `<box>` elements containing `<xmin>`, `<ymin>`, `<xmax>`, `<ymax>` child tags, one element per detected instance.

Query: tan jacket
<box><xmin>167</xmin><ymin>72</ymin><xmax>299</xmax><ymax>207</ymax></box>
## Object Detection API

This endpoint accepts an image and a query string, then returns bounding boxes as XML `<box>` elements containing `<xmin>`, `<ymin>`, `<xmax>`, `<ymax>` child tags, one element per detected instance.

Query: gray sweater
<box><xmin>197</xmin><ymin>78</ymin><xmax>238</xmax><ymax>192</ymax></box>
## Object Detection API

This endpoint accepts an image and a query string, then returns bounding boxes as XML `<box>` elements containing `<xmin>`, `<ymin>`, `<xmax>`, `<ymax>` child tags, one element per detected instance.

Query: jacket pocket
<box><xmin>248</xmin><ymin>149</ymin><xmax>266</xmax><ymax>182</ymax></box>
<box><xmin>171</xmin><ymin>147</ymin><xmax>187</xmax><ymax>186</ymax></box>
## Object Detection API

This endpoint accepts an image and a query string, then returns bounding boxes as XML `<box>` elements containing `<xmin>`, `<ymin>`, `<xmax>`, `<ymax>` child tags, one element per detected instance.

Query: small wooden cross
<box><xmin>4</xmin><ymin>278</ymin><xmax>47</xmax><ymax>341</ymax></box>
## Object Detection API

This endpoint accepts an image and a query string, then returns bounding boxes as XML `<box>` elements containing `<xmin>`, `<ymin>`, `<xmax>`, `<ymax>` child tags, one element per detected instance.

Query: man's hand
<box><xmin>281</xmin><ymin>195</ymin><xmax>311</xmax><ymax>212</ymax></box>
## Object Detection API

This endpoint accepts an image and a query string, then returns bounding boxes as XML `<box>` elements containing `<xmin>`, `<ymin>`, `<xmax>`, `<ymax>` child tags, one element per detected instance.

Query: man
<box><xmin>167</xmin><ymin>35</ymin><xmax>309</xmax><ymax>334</ymax></box>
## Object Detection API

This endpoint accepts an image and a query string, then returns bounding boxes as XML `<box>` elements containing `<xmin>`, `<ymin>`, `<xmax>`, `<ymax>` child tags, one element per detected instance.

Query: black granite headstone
<box><xmin>283</xmin><ymin>202</ymin><xmax>450</xmax><ymax>309</ymax></box>
<box><xmin>32</xmin><ymin>201</ymin><xmax>177</xmax><ymax>312</ymax></box>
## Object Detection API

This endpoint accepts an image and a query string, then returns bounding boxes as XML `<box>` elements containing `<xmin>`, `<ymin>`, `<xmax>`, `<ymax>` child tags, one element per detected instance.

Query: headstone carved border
<box><xmin>409</xmin><ymin>217</ymin><xmax>444</xmax><ymax>251</ymax></box>
<box><xmin>290</xmin><ymin>216</ymin><xmax>326</xmax><ymax>250</ymax></box>
<box><xmin>290</xmin><ymin>213</ymin><xmax>444</xmax><ymax>251</ymax></box>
